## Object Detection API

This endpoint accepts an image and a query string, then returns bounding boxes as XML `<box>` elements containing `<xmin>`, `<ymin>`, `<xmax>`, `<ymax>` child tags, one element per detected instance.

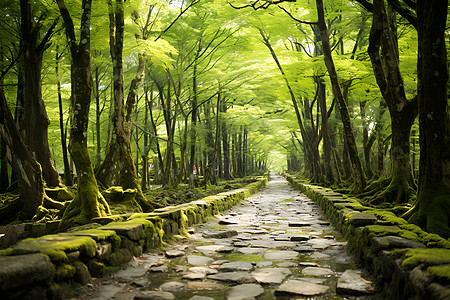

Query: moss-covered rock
<box><xmin>11</xmin><ymin>234</ymin><xmax>96</xmax><ymax>263</ymax></box>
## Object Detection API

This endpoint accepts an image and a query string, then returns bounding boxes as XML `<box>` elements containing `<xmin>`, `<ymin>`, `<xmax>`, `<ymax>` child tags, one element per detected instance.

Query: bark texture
<box><xmin>406</xmin><ymin>0</ymin><xmax>450</xmax><ymax>238</ymax></box>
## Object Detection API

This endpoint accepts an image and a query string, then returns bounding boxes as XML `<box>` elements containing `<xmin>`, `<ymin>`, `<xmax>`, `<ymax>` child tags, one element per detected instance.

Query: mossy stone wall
<box><xmin>285</xmin><ymin>174</ymin><xmax>450</xmax><ymax>300</ymax></box>
<box><xmin>0</xmin><ymin>176</ymin><xmax>268</xmax><ymax>299</ymax></box>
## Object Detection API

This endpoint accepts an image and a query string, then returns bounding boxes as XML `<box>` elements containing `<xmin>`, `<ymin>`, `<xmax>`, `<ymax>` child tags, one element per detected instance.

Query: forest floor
<box><xmin>77</xmin><ymin>174</ymin><xmax>376</xmax><ymax>300</ymax></box>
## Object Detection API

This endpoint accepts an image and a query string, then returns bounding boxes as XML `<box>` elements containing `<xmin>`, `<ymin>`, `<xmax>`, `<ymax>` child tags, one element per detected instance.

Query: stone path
<box><xmin>80</xmin><ymin>174</ymin><xmax>375</xmax><ymax>299</ymax></box>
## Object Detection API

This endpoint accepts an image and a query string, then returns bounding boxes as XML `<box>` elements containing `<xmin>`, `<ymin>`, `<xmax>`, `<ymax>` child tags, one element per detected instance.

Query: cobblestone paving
<box><xmin>81</xmin><ymin>174</ymin><xmax>376</xmax><ymax>300</ymax></box>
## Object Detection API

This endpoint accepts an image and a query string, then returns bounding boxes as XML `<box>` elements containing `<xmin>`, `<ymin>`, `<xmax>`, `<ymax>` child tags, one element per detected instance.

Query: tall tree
<box><xmin>20</xmin><ymin>0</ymin><xmax>61</xmax><ymax>187</ymax></box>
<box><xmin>405</xmin><ymin>0</ymin><xmax>450</xmax><ymax>238</ymax></box>
<box><xmin>56</xmin><ymin>0</ymin><xmax>110</xmax><ymax>229</ymax></box>
<box><xmin>357</xmin><ymin>0</ymin><xmax>418</xmax><ymax>204</ymax></box>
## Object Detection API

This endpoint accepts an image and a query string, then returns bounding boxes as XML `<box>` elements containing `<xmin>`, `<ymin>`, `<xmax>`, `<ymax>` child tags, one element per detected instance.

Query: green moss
<box><xmin>56</xmin><ymin>263</ymin><xmax>76</xmax><ymax>281</ymax></box>
<box><xmin>281</xmin><ymin>198</ymin><xmax>296</xmax><ymax>202</ymax></box>
<box><xmin>363</xmin><ymin>225</ymin><xmax>402</xmax><ymax>237</ymax></box>
<box><xmin>427</xmin><ymin>264</ymin><xmax>450</xmax><ymax>281</ymax></box>
<box><xmin>13</xmin><ymin>234</ymin><xmax>97</xmax><ymax>262</ymax></box>
<box><xmin>69</xmin><ymin>228</ymin><xmax>121</xmax><ymax>249</ymax></box>
<box><xmin>0</xmin><ymin>248</ymin><xmax>13</xmax><ymax>256</ymax></box>
<box><xmin>395</xmin><ymin>248</ymin><xmax>450</xmax><ymax>270</ymax></box>
<box><xmin>226</xmin><ymin>253</ymin><xmax>264</xmax><ymax>262</ymax></box>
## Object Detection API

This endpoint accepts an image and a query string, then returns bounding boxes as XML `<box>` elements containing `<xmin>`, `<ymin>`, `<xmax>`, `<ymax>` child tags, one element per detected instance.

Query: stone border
<box><xmin>285</xmin><ymin>174</ymin><xmax>450</xmax><ymax>300</ymax></box>
<box><xmin>0</xmin><ymin>176</ymin><xmax>268</xmax><ymax>300</ymax></box>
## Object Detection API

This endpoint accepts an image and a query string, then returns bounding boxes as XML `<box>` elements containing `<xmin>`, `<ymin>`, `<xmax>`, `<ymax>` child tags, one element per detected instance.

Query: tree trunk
<box><xmin>367</xmin><ymin>0</ymin><xmax>417</xmax><ymax>203</ymax></box>
<box><xmin>316</xmin><ymin>0</ymin><xmax>366</xmax><ymax>192</ymax></box>
<box><xmin>57</xmin><ymin>0</ymin><xmax>110</xmax><ymax>230</ymax></box>
<box><xmin>96</xmin><ymin>0</ymin><xmax>153</xmax><ymax>211</ymax></box>
<box><xmin>317</xmin><ymin>77</ymin><xmax>340</xmax><ymax>184</ymax></box>
<box><xmin>406</xmin><ymin>0</ymin><xmax>450</xmax><ymax>238</ymax></box>
<box><xmin>221</xmin><ymin>103</ymin><xmax>232</xmax><ymax>180</ymax></box>
<box><xmin>56</xmin><ymin>46</ymin><xmax>73</xmax><ymax>186</ymax></box>
<box><xmin>20</xmin><ymin>0</ymin><xmax>61</xmax><ymax>187</ymax></box>
<box><xmin>0</xmin><ymin>87</ymin><xmax>44</xmax><ymax>220</ymax></box>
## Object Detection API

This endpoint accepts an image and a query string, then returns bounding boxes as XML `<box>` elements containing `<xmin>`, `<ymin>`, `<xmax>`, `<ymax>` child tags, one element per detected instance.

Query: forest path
<box><xmin>80</xmin><ymin>174</ymin><xmax>376</xmax><ymax>300</ymax></box>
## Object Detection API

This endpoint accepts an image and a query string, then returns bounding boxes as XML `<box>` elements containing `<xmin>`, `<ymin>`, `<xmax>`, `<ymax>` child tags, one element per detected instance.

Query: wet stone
<box><xmin>233</xmin><ymin>241</ymin><xmax>251</xmax><ymax>247</ymax></box>
<box><xmin>256</xmin><ymin>261</ymin><xmax>273</xmax><ymax>268</ymax></box>
<box><xmin>226</xmin><ymin>283</ymin><xmax>265</xmax><ymax>300</ymax></box>
<box><xmin>165</xmin><ymin>250</ymin><xmax>185</xmax><ymax>257</ymax></box>
<box><xmin>187</xmin><ymin>281</ymin><xmax>223</xmax><ymax>291</ymax></box>
<box><xmin>263</xmin><ymin>250</ymin><xmax>298</xmax><ymax>261</ymax></box>
<box><xmin>337</xmin><ymin>269</ymin><xmax>374</xmax><ymax>295</ymax></box>
<box><xmin>348</xmin><ymin>212</ymin><xmax>378</xmax><ymax>226</ymax></box>
<box><xmin>159</xmin><ymin>281</ymin><xmax>186</xmax><ymax>292</ymax></box>
<box><xmin>188</xmin><ymin>267</ymin><xmax>219</xmax><ymax>275</ymax></box>
<box><xmin>218</xmin><ymin>261</ymin><xmax>254</xmax><ymax>272</ymax></box>
<box><xmin>290</xmin><ymin>234</ymin><xmax>310</xmax><ymax>241</ymax></box>
<box><xmin>251</xmin><ymin>267</ymin><xmax>292</xmax><ymax>284</ymax></box>
<box><xmin>196</xmin><ymin>245</ymin><xmax>230</xmax><ymax>255</ymax></box>
<box><xmin>189</xmin><ymin>296</ymin><xmax>214</xmax><ymax>300</ymax></box>
<box><xmin>275</xmin><ymin>279</ymin><xmax>330</xmax><ymax>296</ymax></box>
<box><xmin>208</xmin><ymin>271</ymin><xmax>255</xmax><ymax>284</ymax></box>
<box><xmin>237</xmin><ymin>247</ymin><xmax>265</xmax><ymax>255</ymax></box>
<box><xmin>187</xmin><ymin>255</ymin><xmax>214</xmax><ymax>266</ymax></box>
<box><xmin>149</xmin><ymin>265</ymin><xmax>169</xmax><ymax>273</ymax></box>
<box><xmin>134</xmin><ymin>291</ymin><xmax>175</xmax><ymax>300</ymax></box>
<box><xmin>183</xmin><ymin>273</ymin><xmax>206</xmax><ymax>280</ymax></box>
<box><xmin>293</xmin><ymin>245</ymin><xmax>314</xmax><ymax>253</ymax></box>
<box><xmin>277</xmin><ymin>261</ymin><xmax>298</xmax><ymax>268</ymax></box>
<box><xmin>202</xmin><ymin>229</ymin><xmax>238</xmax><ymax>239</ymax></box>
<box><xmin>309</xmin><ymin>252</ymin><xmax>331</xmax><ymax>260</ymax></box>
<box><xmin>302</xmin><ymin>266</ymin><xmax>334</xmax><ymax>277</ymax></box>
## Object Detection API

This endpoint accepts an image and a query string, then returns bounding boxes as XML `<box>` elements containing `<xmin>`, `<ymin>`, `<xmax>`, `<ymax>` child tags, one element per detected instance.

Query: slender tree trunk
<box><xmin>221</xmin><ymin>103</ymin><xmax>232</xmax><ymax>180</ymax></box>
<box><xmin>316</xmin><ymin>0</ymin><xmax>366</xmax><ymax>192</ymax></box>
<box><xmin>57</xmin><ymin>0</ymin><xmax>110</xmax><ymax>230</ymax></box>
<box><xmin>96</xmin><ymin>0</ymin><xmax>153</xmax><ymax>211</ymax></box>
<box><xmin>56</xmin><ymin>46</ymin><xmax>73</xmax><ymax>186</ymax></box>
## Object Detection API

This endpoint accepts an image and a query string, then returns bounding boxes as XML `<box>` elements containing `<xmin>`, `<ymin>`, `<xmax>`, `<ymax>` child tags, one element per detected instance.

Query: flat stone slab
<box><xmin>196</xmin><ymin>245</ymin><xmax>231</xmax><ymax>255</ymax></box>
<box><xmin>159</xmin><ymin>281</ymin><xmax>186</xmax><ymax>292</ymax></box>
<box><xmin>309</xmin><ymin>252</ymin><xmax>331</xmax><ymax>260</ymax></box>
<box><xmin>165</xmin><ymin>250</ymin><xmax>185</xmax><ymax>257</ymax></box>
<box><xmin>233</xmin><ymin>241</ymin><xmax>251</xmax><ymax>247</ymax></box>
<box><xmin>263</xmin><ymin>250</ymin><xmax>298</xmax><ymax>261</ymax></box>
<box><xmin>0</xmin><ymin>254</ymin><xmax>56</xmax><ymax>290</ymax></box>
<box><xmin>218</xmin><ymin>261</ymin><xmax>254</xmax><ymax>272</ymax></box>
<box><xmin>115</xmin><ymin>266</ymin><xmax>148</xmax><ymax>278</ymax></box>
<box><xmin>302</xmin><ymin>267</ymin><xmax>334</xmax><ymax>277</ymax></box>
<box><xmin>188</xmin><ymin>267</ymin><xmax>219</xmax><ymax>275</ymax></box>
<box><xmin>337</xmin><ymin>270</ymin><xmax>374</xmax><ymax>295</ymax></box>
<box><xmin>187</xmin><ymin>255</ymin><xmax>214</xmax><ymax>266</ymax></box>
<box><xmin>134</xmin><ymin>291</ymin><xmax>175</xmax><ymax>300</ymax></box>
<box><xmin>189</xmin><ymin>296</ymin><xmax>214</xmax><ymax>300</ymax></box>
<box><xmin>275</xmin><ymin>279</ymin><xmax>330</xmax><ymax>296</ymax></box>
<box><xmin>276</xmin><ymin>262</ymin><xmax>298</xmax><ymax>268</ymax></box>
<box><xmin>183</xmin><ymin>273</ymin><xmax>206</xmax><ymax>280</ymax></box>
<box><xmin>226</xmin><ymin>283</ymin><xmax>265</xmax><ymax>300</ymax></box>
<box><xmin>348</xmin><ymin>212</ymin><xmax>378</xmax><ymax>226</ymax></box>
<box><xmin>149</xmin><ymin>265</ymin><xmax>169</xmax><ymax>273</ymax></box>
<box><xmin>307</xmin><ymin>238</ymin><xmax>335</xmax><ymax>250</ymax></box>
<box><xmin>251</xmin><ymin>267</ymin><xmax>292</xmax><ymax>284</ymax></box>
<box><xmin>371</xmin><ymin>235</ymin><xmax>426</xmax><ymax>253</ymax></box>
<box><xmin>202</xmin><ymin>229</ymin><xmax>238</xmax><ymax>239</ymax></box>
<box><xmin>290</xmin><ymin>234</ymin><xmax>310</xmax><ymax>241</ymax></box>
<box><xmin>237</xmin><ymin>247</ymin><xmax>265</xmax><ymax>255</ymax></box>
<box><xmin>187</xmin><ymin>281</ymin><xmax>223</xmax><ymax>291</ymax></box>
<box><xmin>100</xmin><ymin>223</ymin><xmax>143</xmax><ymax>241</ymax></box>
<box><xmin>208</xmin><ymin>271</ymin><xmax>255</xmax><ymax>283</ymax></box>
